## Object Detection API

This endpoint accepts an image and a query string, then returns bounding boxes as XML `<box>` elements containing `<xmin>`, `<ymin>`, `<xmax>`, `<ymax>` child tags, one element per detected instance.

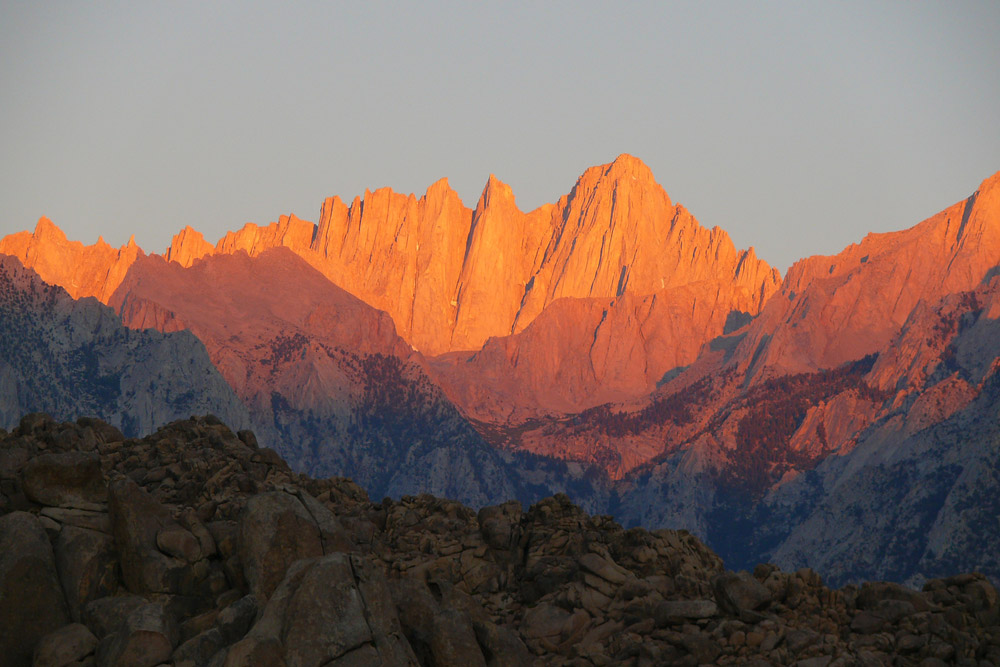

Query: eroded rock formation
<box><xmin>2</xmin><ymin>413</ymin><xmax>997</xmax><ymax>666</ymax></box>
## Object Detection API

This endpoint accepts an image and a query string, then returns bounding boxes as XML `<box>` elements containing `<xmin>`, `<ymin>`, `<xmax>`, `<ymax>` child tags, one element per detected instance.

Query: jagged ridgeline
<box><xmin>2</xmin><ymin>414</ymin><xmax>998</xmax><ymax>666</ymax></box>
<box><xmin>3</xmin><ymin>159</ymin><xmax>1000</xmax><ymax>601</ymax></box>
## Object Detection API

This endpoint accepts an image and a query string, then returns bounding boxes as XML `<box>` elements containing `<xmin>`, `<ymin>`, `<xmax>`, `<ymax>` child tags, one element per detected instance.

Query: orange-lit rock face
<box><xmin>477</xmin><ymin>170</ymin><xmax>1000</xmax><ymax>477</ymax></box>
<box><xmin>429</xmin><ymin>278</ymin><xmax>768</xmax><ymax>422</ymax></box>
<box><xmin>163</xmin><ymin>226</ymin><xmax>214</xmax><ymax>267</ymax></box>
<box><xmin>510</xmin><ymin>156</ymin><xmax>779</xmax><ymax>332</ymax></box>
<box><xmin>4</xmin><ymin>164</ymin><xmax>1000</xmax><ymax>484</ymax></box>
<box><xmin>0</xmin><ymin>217</ymin><xmax>143</xmax><ymax>302</ymax></box>
<box><xmin>1</xmin><ymin>156</ymin><xmax>779</xmax><ymax>360</ymax></box>
<box><xmin>732</xmin><ymin>171</ymin><xmax>1000</xmax><ymax>380</ymax></box>
<box><xmin>0</xmin><ymin>155</ymin><xmax>780</xmax><ymax>453</ymax></box>
<box><xmin>162</xmin><ymin>154</ymin><xmax>780</xmax><ymax>356</ymax></box>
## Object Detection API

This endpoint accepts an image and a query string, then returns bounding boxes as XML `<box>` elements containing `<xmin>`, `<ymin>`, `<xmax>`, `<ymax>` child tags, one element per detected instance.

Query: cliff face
<box><xmin>0</xmin><ymin>254</ymin><xmax>249</xmax><ymax>435</ymax></box>
<box><xmin>5</xmin><ymin>162</ymin><xmax>1000</xmax><ymax>592</ymax></box>
<box><xmin>6</xmin><ymin>157</ymin><xmax>779</xmax><ymax>363</ymax></box>
<box><xmin>429</xmin><ymin>278</ymin><xmax>763</xmax><ymax>422</ymax></box>
<box><xmin>491</xmin><ymin>170</ymin><xmax>1000</xmax><ymax>474</ymax></box>
<box><xmin>422</xmin><ymin>157</ymin><xmax>779</xmax><ymax>417</ymax></box>
<box><xmin>158</xmin><ymin>154</ymin><xmax>779</xmax><ymax>356</ymax></box>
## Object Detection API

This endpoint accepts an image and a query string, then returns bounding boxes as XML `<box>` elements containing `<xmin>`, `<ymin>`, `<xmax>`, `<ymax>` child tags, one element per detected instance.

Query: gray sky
<box><xmin>2</xmin><ymin>1</ymin><xmax>998</xmax><ymax>273</ymax></box>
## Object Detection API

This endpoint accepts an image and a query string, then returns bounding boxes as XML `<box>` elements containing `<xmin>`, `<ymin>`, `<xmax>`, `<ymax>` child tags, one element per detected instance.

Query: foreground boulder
<box><xmin>0</xmin><ymin>511</ymin><xmax>70</xmax><ymax>666</ymax></box>
<box><xmin>0</xmin><ymin>414</ymin><xmax>998</xmax><ymax>666</ymax></box>
<box><xmin>22</xmin><ymin>450</ymin><xmax>106</xmax><ymax>508</ymax></box>
<box><xmin>226</xmin><ymin>553</ymin><xmax>416</xmax><ymax>666</ymax></box>
<box><xmin>32</xmin><ymin>623</ymin><xmax>98</xmax><ymax>667</ymax></box>
<box><xmin>109</xmin><ymin>475</ymin><xmax>201</xmax><ymax>594</ymax></box>
<box><xmin>237</xmin><ymin>488</ymin><xmax>354</xmax><ymax>602</ymax></box>
<box><xmin>99</xmin><ymin>601</ymin><xmax>177</xmax><ymax>667</ymax></box>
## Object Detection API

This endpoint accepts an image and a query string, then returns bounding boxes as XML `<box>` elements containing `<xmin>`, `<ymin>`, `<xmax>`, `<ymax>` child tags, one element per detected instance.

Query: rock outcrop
<box><xmin>5</xmin><ymin>163</ymin><xmax>1000</xmax><ymax>609</ymax></box>
<box><xmin>2</xmin><ymin>413</ymin><xmax>997</xmax><ymax>666</ymax></box>
<box><xmin>485</xmin><ymin>170</ymin><xmax>1000</xmax><ymax>474</ymax></box>
<box><xmin>428</xmin><ymin>278</ymin><xmax>766</xmax><ymax>422</ymax></box>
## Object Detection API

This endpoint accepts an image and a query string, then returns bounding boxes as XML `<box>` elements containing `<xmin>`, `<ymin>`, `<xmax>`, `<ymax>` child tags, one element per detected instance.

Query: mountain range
<box><xmin>2</xmin><ymin>155</ymin><xmax>998</xmax><ymax>588</ymax></box>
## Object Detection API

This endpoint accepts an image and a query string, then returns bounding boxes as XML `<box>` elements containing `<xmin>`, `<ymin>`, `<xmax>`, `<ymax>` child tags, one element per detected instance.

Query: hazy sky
<box><xmin>2</xmin><ymin>2</ymin><xmax>998</xmax><ymax>273</ymax></box>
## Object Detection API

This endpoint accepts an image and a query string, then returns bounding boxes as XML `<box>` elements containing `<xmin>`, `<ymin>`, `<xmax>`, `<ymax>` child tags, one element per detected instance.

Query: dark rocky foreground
<box><xmin>1</xmin><ymin>414</ymin><xmax>998</xmax><ymax>667</ymax></box>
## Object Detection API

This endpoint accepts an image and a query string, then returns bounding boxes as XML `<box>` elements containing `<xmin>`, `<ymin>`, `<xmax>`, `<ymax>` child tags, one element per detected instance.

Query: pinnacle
<box><xmin>607</xmin><ymin>153</ymin><xmax>656</xmax><ymax>183</ymax></box>
<box><xmin>478</xmin><ymin>173</ymin><xmax>516</xmax><ymax>209</ymax></box>
<box><xmin>33</xmin><ymin>216</ymin><xmax>62</xmax><ymax>238</ymax></box>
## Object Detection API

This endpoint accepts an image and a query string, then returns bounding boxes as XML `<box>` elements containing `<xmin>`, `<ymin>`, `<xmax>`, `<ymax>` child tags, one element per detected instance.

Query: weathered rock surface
<box><xmin>55</xmin><ymin>524</ymin><xmax>118</xmax><ymax>620</ymax></box>
<box><xmin>230</xmin><ymin>553</ymin><xmax>417</xmax><ymax>666</ymax></box>
<box><xmin>109</xmin><ymin>475</ymin><xmax>199</xmax><ymax>594</ymax></box>
<box><xmin>237</xmin><ymin>489</ymin><xmax>354</xmax><ymax>601</ymax></box>
<box><xmin>99</xmin><ymin>601</ymin><xmax>176</xmax><ymax>667</ymax></box>
<box><xmin>3</xmin><ymin>413</ymin><xmax>998</xmax><ymax>666</ymax></box>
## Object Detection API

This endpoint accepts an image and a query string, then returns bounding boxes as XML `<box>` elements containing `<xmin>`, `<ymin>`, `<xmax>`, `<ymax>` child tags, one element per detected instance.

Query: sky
<box><xmin>2</xmin><ymin>2</ymin><xmax>999</xmax><ymax>273</ymax></box>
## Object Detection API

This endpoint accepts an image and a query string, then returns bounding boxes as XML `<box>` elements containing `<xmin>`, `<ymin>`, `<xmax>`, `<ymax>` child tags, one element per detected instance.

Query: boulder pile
<box><xmin>1</xmin><ymin>413</ymin><xmax>998</xmax><ymax>666</ymax></box>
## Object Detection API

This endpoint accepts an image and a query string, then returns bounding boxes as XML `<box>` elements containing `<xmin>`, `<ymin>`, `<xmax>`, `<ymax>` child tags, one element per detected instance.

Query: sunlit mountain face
<box><xmin>2</xmin><ymin>158</ymin><xmax>1000</xmax><ymax>588</ymax></box>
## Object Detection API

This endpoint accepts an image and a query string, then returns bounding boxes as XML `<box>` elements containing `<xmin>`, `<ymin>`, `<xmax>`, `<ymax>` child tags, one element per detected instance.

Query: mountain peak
<box><xmin>426</xmin><ymin>176</ymin><xmax>451</xmax><ymax>194</ymax></box>
<box><xmin>973</xmin><ymin>170</ymin><xmax>1000</xmax><ymax>216</ymax></box>
<box><xmin>607</xmin><ymin>153</ymin><xmax>656</xmax><ymax>182</ymax></box>
<box><xmin>476</xmin><ymin>174</ymin><xmax>517</xmax><ymax>212</ymax></box>
<box><xmin>1</xmin><ymin>157</ymin><xmax>779</xmax><ymax>359</ymax></box>
<box><xmin>33</xmin><ymin>216</ymin><xmax>65</xmax><ymax>242</ymax></box>
<box><xmin>570</xmin><ymin>154</ymin><xmax>667</xmax><ymax>208</ymax></box>
<box><xmin>980</xmin><ymin>169</ymin><xmax>1000</xmax><ymax>192</ymax></box>
<box><xmin>166</xmin><ymin>226</ymin><xmax>214</xmax><ymax>267</ymax></box>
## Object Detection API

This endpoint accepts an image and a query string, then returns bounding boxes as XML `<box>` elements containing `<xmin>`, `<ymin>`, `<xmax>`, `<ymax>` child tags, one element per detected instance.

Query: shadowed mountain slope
<box><xmin>106</xmin><ymin>247</ymin><xmax>605</xmax><ymax>508</ymax></box>
<box><xmin>0</xmin><ymin>254</ymin><xmax>250</xmax><ymax>435</ymax></box>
